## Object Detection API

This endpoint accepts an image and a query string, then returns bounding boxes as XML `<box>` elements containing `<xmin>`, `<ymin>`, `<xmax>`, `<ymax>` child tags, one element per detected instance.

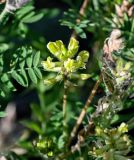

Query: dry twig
<box><xmin>68</xmin><ymin>73</ymin><xmax>102</xmax><ymax>146</ymax></box>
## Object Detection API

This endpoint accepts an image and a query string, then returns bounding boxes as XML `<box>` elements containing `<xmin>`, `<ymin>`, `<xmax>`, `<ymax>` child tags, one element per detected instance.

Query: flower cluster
<box><xmin>90</xmin><ymin>123</ymin><xmax>132</xmax><ymax>160</ymax></box>
<box><xmin>113</xmin><ymin>58</ymin><xmax>132</xmax><ymax>92</ymax></box>
<box><xmin>42</xmin><ymin>37</ymin><xmax>90</xmax><ymax>85</ymax></box>
<box><xmin>33</xmin><ymin>136</ymin><xmax>54</xmax><ymax>157</ymax></box>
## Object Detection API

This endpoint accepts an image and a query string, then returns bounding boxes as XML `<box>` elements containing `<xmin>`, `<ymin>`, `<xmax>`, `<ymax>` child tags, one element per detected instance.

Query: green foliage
<box><xmin>60</xmin><ymin>9</ymin><xmax>91</xmax><ymax>38</ymax></box>
<box><xmin>0</xmin><ymin>111</ymin><xmax>6</xmax><ymax>117</ymax></box>
<box><xmin>16</xmin><ymin>6</ymin><xmax>44</xmax><ymax>24</ymax></box>
<box><xmin>0</xmin><ymin>0</ymin><xmax>134</xmax><ymax>160</ymax></box>
<box><xmin>33</xmin><ymin>136</ymin><xmax>55</xmax><ymax>157</ymax></box>
<box><xmin>13</xmin><ymin>3</ymin><xmax>44</xmax><ymax>37</ymax></box>
<box><xmin>0</xmin><ymin>46</ymin><xmax>42</xmax><ymax>97</ymax></box>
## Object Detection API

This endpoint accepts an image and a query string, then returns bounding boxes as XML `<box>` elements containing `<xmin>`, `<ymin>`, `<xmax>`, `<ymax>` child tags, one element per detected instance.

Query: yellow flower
<box><xmin>118</xmin><ymin>123</ymin><xmax>128</xmax><ymax>134</ymax></box>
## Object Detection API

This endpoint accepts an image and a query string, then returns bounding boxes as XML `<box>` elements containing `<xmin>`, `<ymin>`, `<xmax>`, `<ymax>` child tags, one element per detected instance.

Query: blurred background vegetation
<box><xmin>0</xmin><ymin>0</ymin><xmax>134</xmax><ymax>159</ymax></box>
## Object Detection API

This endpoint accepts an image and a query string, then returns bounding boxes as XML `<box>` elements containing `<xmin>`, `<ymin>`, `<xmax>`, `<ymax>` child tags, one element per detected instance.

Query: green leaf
<box><xmin>1</xmin><ymin>73</ymin><xmax>9</xmax><ymax>83</ymax></box>
<box><xmin>19</xmin><ymin>47</ymin><xmax>26</xmax><ymax>68</ymax></box>
<box><xmin>11</xmin><ymin>71</ymin><xmax>25</xmax><ymax>86</ymax></box>
<box><xmin>58</xmin><ymin>134</ymin><xmax>65</xmax><ymax>149</ymax></box>
<box><xmin>10</xmin><ymin>52</ymin><xmax>19</xmax><ymax>70</ymax></box>
<box><xmin>23</xmin><ymin>13</ymin><xmax>44</xmax><ymax>23</ymax></box>
<box><xmin>31</xmin><ymin>104</ymin><xmax>44</xmax><ymax>122</ymax></box>
<box><xmin>33</xmin><ymin>51</ymin><xmax>40</xmax><ymax>67</ymax></box>
<box><xmin>26</xmin><ymin>47</ymin><xmax>33</xmax><ymax>68</ymax></box>
<box><xmin>0</xmin><ymin>90</ymin><xmax>6</xmax><ymax>97</ymax></box>
<box><xmin>16</xmin><ymin>6</ymin><xmax>35</xmax><ymax>19</ymax></box>
<box><xmin>21</xmin><ymin>11</ymin><xmax>35</xmax><ymax>22</ymax></box>
<box><xmin>21</xmin><ymin>120</ymin><xmax>43</xmax><ymax>134</ymax></box>
<box><xmin>75</xmin><ymin>26</ymin><xmax>86</xmax><ymax>38</ymax></box>
<box><xmin>34</xmin><ymin>67</ymin><xmax>42</xmax><ymax>79</ymax></box>
<box><xmin>114</xmin><ymin>155</ymin><xmax>130</xmax><ymax>160</ymax></box>
<box><xmin>6</xmin><ymin>81</ymin><xmax>15</xmax><ymax>91</ymax></box>
<box><xmin>1</xmin><ymin>74</ymin><xmax>15</xmax><ymax>91</ymax></box>
<box><xmin>0</xmin><ymin>43</ymin><xmax>9</xmax><ymax>53</ymax></box>
<box><xmin>28</xmin><ymin>68</ymin><xmax>37</xmax><ymax>84</ymax></box>
<box><xmin>20</xmin><ymin>69</ymin><xmax>28</xmax><ymax>87</ymax></box>
<box><xmin>0</xmin><ymin>111</ymin><xmax>6</xmax><ymax>117</ymax></box>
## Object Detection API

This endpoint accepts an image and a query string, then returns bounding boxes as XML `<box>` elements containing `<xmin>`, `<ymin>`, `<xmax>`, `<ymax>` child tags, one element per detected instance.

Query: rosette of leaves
<box><xmin>42</xmin><ymin>37</ymin><xmax>90</xmax><ymax>85</ymax></box>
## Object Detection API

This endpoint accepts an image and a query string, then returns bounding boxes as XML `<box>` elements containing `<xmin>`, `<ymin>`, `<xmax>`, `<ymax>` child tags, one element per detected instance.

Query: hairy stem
<box><xmin>63</xmin><ymin>74</ymin><xmax>68</xmax><ymax>138</ymax></box>
<box><xmin>68</xmin><ymin>73</ymin><xmax>102</xmax><ymax>146</ymax></box>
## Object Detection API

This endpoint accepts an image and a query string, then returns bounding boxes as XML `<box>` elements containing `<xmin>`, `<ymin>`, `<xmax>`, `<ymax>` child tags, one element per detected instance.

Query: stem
<box><xmin>57</xmin><ymin>122</ymin><xmax>94</xmax><ymax>159</ymax></box>
<box><xmin>63</xmin><ymin>74</ymin><xmax>68</xmax><ymax>138</ymax></box>
<box><xmin>67</xmin><ymin>0</ymin><xmax>95</xmax><ymax>148</ymax></box>
<box><xmin>68</xmin><ymin>73</ymin><xmax>102</xmax><ymax>146</ymax></box>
